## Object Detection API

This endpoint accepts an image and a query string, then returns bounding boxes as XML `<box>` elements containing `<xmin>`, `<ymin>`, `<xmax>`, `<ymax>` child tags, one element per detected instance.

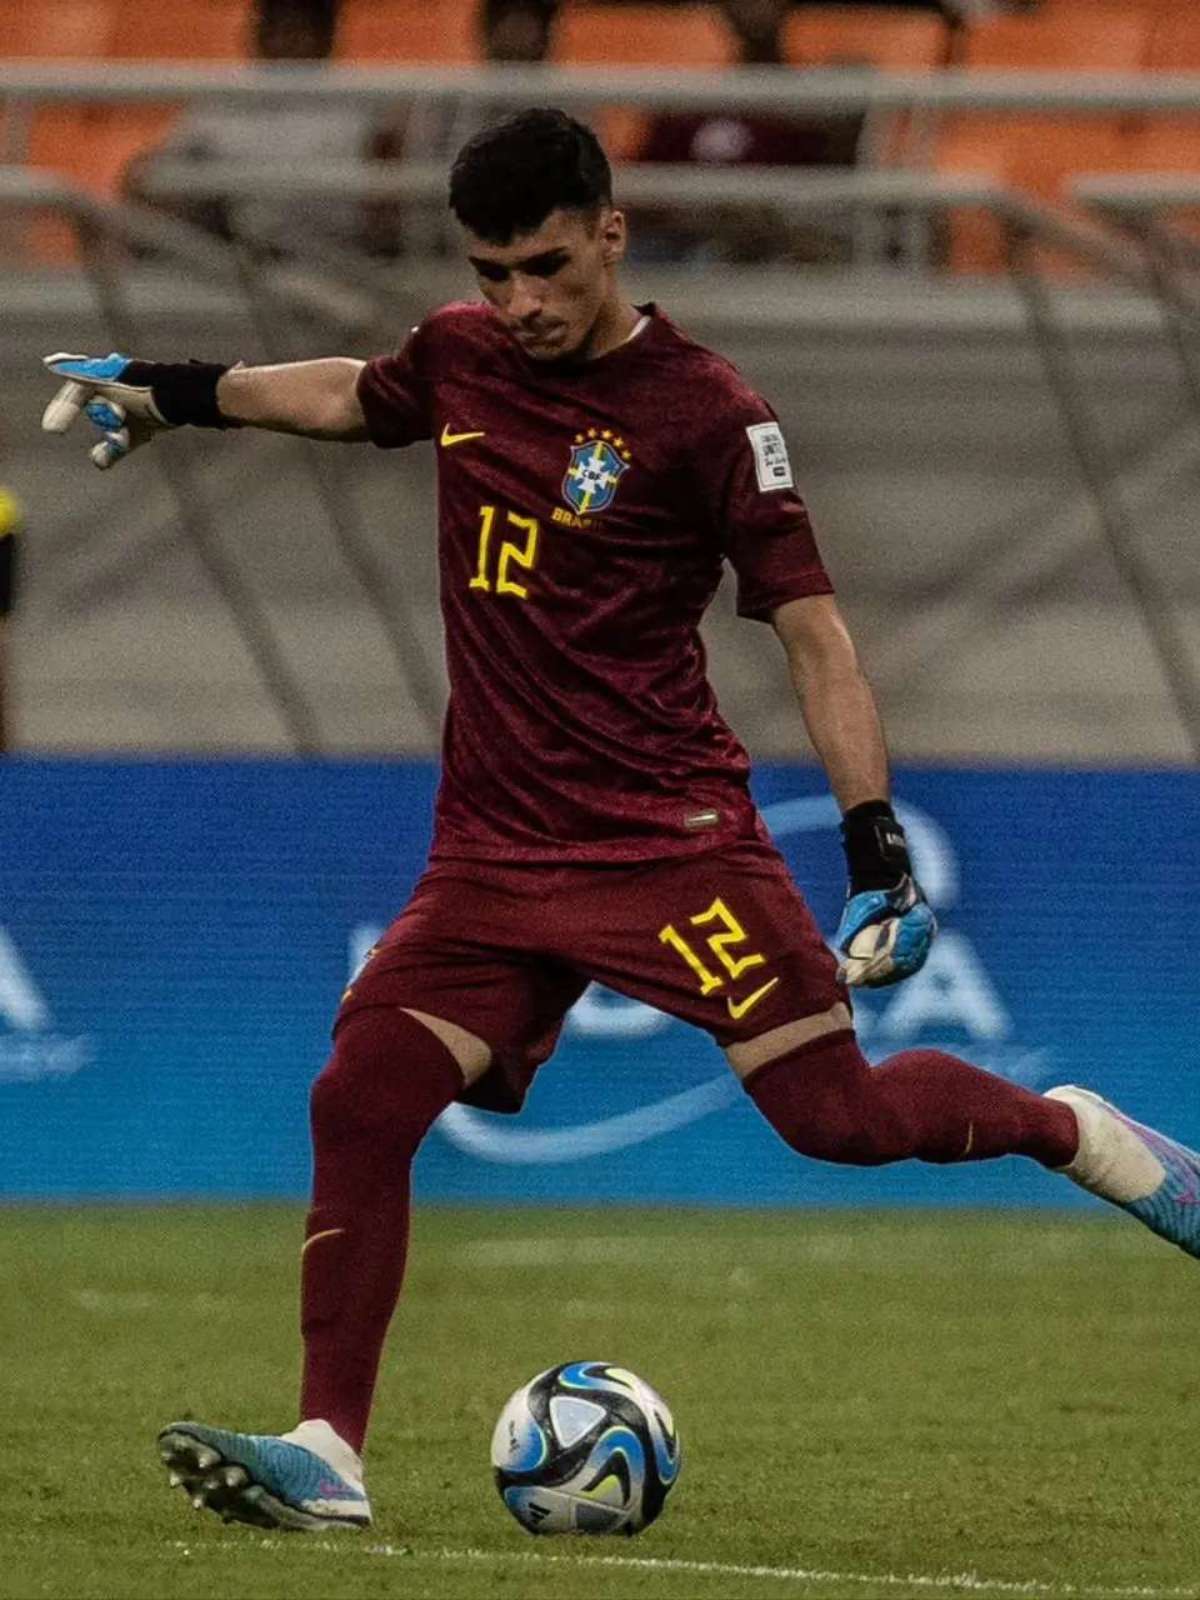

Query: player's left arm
<box><xmin>772</xmin><ymin>593</ymin><xmax>936</xmax><ymax>988</ymax></box>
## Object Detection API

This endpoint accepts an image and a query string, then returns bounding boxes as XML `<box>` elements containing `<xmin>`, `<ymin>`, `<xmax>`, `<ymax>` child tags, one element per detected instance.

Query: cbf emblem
<box><xmin>563</xmin><ymin>428</ymin><xmax>632</xmax><ymax>515</ymax></box>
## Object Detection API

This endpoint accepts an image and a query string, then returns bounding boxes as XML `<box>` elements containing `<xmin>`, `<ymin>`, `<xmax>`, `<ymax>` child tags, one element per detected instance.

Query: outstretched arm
<box><xmin>771</xmin><ymin>592</ymin><xmax>936</xmax><ymax>988</ymax></box>
<box><xmin>216</xmin><ymin>360</ymin><xmax>368</xmax><ymax>439</ymax></box>
<box><xmin>42</xmin><ymin>352</ymin><xmax>370</xmax><ymax>469</ymax></box>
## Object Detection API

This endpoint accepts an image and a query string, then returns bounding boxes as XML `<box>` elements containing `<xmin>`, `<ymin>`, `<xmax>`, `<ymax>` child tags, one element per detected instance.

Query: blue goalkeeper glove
<box><xmin>835</xmin><ymin>801</ymin><xmax>936</xmax><ymax>988</ymax></box>
<box><xmin>42</xmin><ymin>352</ymin><xmax>233</xmax><ymax>470</ymax></box>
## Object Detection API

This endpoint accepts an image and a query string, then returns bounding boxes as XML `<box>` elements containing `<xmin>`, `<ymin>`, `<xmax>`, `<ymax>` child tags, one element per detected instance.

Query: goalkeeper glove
<box><xmin>41</xmin><ymin>352</ymin><xmax>234</xmax><ymax>470</ymax></box>
<box><xmin>835</xmin><ymin>800</ymin><xmax>936</xmax><ymax>988</ymax></box>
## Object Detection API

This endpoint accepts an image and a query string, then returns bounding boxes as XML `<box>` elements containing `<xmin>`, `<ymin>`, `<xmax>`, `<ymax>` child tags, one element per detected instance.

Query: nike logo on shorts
<box><xmin>726</xmin><ymin>977</ymin><xmax>780</xmax><ymax>1020</ymax></box>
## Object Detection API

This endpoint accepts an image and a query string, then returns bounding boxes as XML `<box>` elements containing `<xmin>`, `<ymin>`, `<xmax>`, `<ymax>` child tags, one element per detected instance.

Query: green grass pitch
<box><xmin>2</xmin><ymin>1205</ymin><xmax>1198</xmax><ymax>1600</ymax></box>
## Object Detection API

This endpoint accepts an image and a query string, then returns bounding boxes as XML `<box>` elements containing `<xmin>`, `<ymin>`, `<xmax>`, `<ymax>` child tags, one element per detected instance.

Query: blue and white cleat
<box><xmin>157</xmin><ymin>1418</ymin><xmax>371</xmax><ymax>1532</ymax></box>
<box><xmin>1046</xmin><ymin>1085</ymin><xmax>1200</xmax><ymax>1259</ymax></box>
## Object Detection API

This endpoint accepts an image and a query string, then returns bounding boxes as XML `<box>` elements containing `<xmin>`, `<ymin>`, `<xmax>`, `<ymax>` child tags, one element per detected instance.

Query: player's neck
<box><xmin>582</xmin><ymin>298</ymin><xmax>643</xmax><ymax>362</ymax></box>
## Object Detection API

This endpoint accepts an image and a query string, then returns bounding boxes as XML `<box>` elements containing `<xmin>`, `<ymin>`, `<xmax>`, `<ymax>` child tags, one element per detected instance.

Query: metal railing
<box><xmin>4</xmin><ymin>60</ymin><xmax>1200</xmax><ymax>113</ymax></box>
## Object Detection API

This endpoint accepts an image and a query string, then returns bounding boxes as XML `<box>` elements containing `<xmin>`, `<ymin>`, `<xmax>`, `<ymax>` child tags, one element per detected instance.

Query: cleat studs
<box><xmin>168</xmin><ymin>1471</ymin><xmax>182</xmax><ymax>1487</ymax></box>
<box><xmin>192</xmin><ymin>1495</ymin><xmax>204</xmax><ymax>1510</ymax></box>
<box><xmin>194</xmin><ymin>1447</ymin><xmax>219</xmax><ymax>1470</ymax></box>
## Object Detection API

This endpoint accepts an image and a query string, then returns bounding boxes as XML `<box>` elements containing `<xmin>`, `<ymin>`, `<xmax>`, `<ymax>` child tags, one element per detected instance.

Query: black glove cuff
<box><xmin>841</xmin><ymin>799</ymin><xmax>912</xmax><ymax>892</ymax></box>
<box><xmin>124</xmin><ymin>359</ymin><xmax>236</xmax><ymax>429</ymax></box>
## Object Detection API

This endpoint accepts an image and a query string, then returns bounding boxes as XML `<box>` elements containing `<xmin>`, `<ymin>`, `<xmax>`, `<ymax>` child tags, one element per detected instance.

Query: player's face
<box><xmin>465</xmin><ymin>208</ymin><xmax>627</xmax><ymax>363</ymax></box>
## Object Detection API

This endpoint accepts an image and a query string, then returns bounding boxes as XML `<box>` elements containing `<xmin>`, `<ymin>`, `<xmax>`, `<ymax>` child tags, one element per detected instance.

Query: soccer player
<box><xmin>42</xmin><ymin>108</ymin><xmax>1200</xmax><ymax>1534</ymax></box>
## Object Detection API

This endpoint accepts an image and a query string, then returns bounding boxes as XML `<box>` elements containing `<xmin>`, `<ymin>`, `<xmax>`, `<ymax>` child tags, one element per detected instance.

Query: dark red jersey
<box><xmin>357</xmin><ymin>302</ymin><xmax>832</xmax><ymax>863</ymax></box>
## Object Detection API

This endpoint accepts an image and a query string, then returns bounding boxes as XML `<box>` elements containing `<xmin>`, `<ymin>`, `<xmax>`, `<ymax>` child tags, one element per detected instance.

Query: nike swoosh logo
<box><xmin>726</xmin><ymin>977</ymin><xmax>780</xmax><ymax>1021</ymax></box>
<box><xmin>300</xmin><ymin>1227</ymin><xmax>345</xmax><ymax>1256</ymax></box>
<box><xmin>440</xmin><ymin>424</ymin><xmax>485</xmax><ymax>447</ymax></box>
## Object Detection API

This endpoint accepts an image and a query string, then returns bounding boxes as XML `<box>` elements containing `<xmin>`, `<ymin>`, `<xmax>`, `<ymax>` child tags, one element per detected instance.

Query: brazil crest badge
<box><xmin>563</xmin><ymin>429</ymin><xmax>632</xmax><ymax>515</ymax></box>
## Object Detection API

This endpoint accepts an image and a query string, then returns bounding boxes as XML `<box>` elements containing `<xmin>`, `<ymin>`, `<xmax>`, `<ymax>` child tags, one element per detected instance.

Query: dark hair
<box><xmin>449</xmin><ymin>108</ymin><xmax>612</xmax><ymax>243</ymax></box>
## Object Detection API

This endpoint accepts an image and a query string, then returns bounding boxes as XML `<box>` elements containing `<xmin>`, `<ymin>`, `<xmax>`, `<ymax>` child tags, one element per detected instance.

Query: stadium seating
<box><xmin>1146</xmin><ymin>10</ymin><xmax>1200</xmax><ymax>73</ymax></box>
<box><xmin>962</xmin><ymin>6</ymin><xmax>1151</xmax><ymax>72</ymax></box>
<box><xmin>554</xmin><ymin>4</ymin><xmax>730</xmax><ymax>68</ymax></box>
<box><xmin>336</xmin><ymin>0</ymin><xmax>477</xmax><ymax>63</ymax></box>
<box><xmin>784</xmin><ymin>4</ymin><xmax>951</xmax><ymax>70</ymax></box>
<box><xmin>0</xmin><ymin>1</ymin><xmax>116</xmax><ymax>57</ymax></box>
<box><xmin>553</xmin><ymin>4</ymin><xmax>732</xmax><ymax>158</ymax></box>
<box><xmin>932</xmin><ymin>3</ymin><xmax>1156</xmax><ymax>270</ymax></box>
<box><xmin>107</xmin><ymin>0</ymin><xmax>250</xmax><ymax>59</ymax></box>
<box><xmin>3</xmin><ymin>0</ymin><xmax>1198</xmax><ymax>277</ymax></box>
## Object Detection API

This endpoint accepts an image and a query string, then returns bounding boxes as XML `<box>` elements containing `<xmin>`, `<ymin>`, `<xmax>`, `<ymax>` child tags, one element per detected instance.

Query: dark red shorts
<box><xmin>336</xmin><ymin>838</ymin><xmax>844</xmax><ymax>1111</ymax></box>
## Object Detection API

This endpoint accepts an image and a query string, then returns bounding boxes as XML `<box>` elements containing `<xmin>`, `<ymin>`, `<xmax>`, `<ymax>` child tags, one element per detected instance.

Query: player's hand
<box><xmin>835</xmin><ymin>873</ymin><xmax>936</xmax><ymax>988</ymax></box>
<box><xmin>836</xmin><ymin>798</ymin><xmax>936</xmax><ymax>988</ymax></box>
<box><xmin>42</xmin><ymin>352</ymin><xmax>176</xmax><ymax>471</ymax></box>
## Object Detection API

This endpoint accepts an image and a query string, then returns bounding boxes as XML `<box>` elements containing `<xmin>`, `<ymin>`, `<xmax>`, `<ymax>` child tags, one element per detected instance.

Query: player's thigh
<box><xmin>336</xmin><ymin>865</ymin><xmax>587</xmax><ymax>1112</ymax></box>
<box><xmin>574</xmin><ymin>839</ymin><xmax>850</xmax><ymax>1074</ymax></box>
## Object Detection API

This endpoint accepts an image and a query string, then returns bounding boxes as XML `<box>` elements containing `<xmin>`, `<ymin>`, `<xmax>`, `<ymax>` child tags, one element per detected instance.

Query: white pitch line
<box><xmin>399</xmin><ymin>1544</ymin><xmax>1199</xmax><ymax>1599</ymax></box>
<box><xmin>169</xmin><ymin>1538</ymin><xmax>1196</xmax><ymax>1599</ymax></box>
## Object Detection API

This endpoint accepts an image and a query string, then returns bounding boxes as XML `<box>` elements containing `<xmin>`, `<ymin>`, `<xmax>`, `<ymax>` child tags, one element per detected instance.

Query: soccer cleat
<box><xmin>1046</xmin><ymin>1085</ymin><xmax>1200</xmax><ymax>1259</ymax></box>
<box><xmin>157</xmin><ymin>1417</ymin><xmax>371</xmax><ymax>1532</ymax></box>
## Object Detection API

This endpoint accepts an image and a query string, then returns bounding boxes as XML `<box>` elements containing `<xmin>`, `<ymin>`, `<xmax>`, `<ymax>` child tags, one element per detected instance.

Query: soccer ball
<box><xmin>490</xmin><ymin>1360</ymin><xmax>681</xmax><ymax>1535</ymax></box>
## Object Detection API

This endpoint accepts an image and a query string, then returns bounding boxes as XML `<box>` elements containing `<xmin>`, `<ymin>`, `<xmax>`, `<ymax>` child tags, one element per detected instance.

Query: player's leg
<box><xmin>159</xmin><ymin>1005</ymin><xmax>474</xmax><ymax>1531</ymax></box>
<box><xmin>569</xmin><ymin>836</ymin><xmax>1200</xmax><ymax>1260</ymax></box>
<box><xmin>159</xmin><ymin>865</ymin><xmax>585</xmax><ymax>1531</ymax></box>
<box><xmin>741</xmin><ymin>1035</ymin><xmax>1200</xmax><ymax>1259</ymax></box>
<box><xmin>298</xmin><ymin>1006</ymin><xmax>478</xmax><ymax>1453</ymax></box>
<box><xmin>740</xmin><ymin>1030</ymin><xmax>1077</xmax><ymax>1170</ymax></box>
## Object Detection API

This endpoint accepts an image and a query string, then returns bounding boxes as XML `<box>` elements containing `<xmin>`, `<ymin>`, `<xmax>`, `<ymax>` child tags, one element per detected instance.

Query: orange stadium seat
<box><xmin>337</xmin><ymin>0</ymin><xmax>477</xmax><ymax>63</ymax></box>
<box><xmin>784</xmin><ymin>5</ymin><xmax>951</xmax><ymax>70</ymax></box>
<box><xmin>1120</xmin><ymin>117</ymin><xmax>1200</xmax><ymax>193</ymax></box>
<box><xmin>3</xmin><ymin>3</ymin><xmax>118</xmax><ymax>259</ymax></box>
<box><xmin>555</xmin><ymin>4</ymin><xmax>731</xmax><ymax>67</ymax></box>
<box><xmin>0</xmin><ymin>1</ymin><xmax>116</xmax><ymax>57</ymax></box>
<box><xmin>97</xmin><ymin>0</ymin><xmax>249</xmax><ymax>193</ymax></box>
<box><xmin>554</xmin><ymin>5</ymin><xmax>731</xmax><ymax>159</ymax></box>
<box><xmin>1146</xmin><ymin>12</ymin><xmax>1200</xmax><ymax>73</ymax></box>
<box><xmin>962</xmin><ymin>7</ymin><xmax>1151</xmax><ymax>71</ymax></box>
<box><xmin>106</xmin><ymin>0</ymin><xmax>250</xmax><ymax>60</ymax></box>
<box><xmin>936</xmin><ymin>116</ymin><xmax>1144</xmax><ymax>273</ymax></box>
<box><xmin>936</xmin><ymin>4</ymin><xmax>1154</xmax><ymax>271</ymax></box>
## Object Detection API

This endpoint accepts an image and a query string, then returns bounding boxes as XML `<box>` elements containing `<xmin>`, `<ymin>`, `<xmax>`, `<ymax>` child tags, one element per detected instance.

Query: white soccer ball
<box><xmin>490</xmin><ymin>1360</ymin><xmax>681</xmax><ymax>1535</ymax></box>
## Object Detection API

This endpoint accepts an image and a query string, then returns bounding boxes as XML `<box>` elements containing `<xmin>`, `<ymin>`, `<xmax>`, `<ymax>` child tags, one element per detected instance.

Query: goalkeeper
<box><xmin>43</xmin><ymin>108</ymin><xmax>1200</xmax><ymax>1539</ymax></box>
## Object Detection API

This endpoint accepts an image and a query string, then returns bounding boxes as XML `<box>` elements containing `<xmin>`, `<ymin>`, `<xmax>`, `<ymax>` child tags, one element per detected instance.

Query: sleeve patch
<box><xmin>745</xmin><ymin>421</ymin><xmax>794</xmax><ymax>493</ymax></box>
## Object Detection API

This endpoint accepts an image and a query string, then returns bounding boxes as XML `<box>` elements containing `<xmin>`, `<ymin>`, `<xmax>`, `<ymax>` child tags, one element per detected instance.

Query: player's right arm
<box><xmin>41</xmin><ymin>352</ymin><xmax>373</xmax><ymax>470</ymax></box>
<box><xmin>217</xmin><ymin>360</ymin><xmax>368</xmax><ymax>438</ymax></box>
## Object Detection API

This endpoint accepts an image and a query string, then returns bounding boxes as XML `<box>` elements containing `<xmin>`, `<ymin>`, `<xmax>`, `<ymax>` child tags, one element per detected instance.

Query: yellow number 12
<box><xmin>471</xmin><ymin>504</ymin><xmax>540</xmax><ymax>599</ymax></box>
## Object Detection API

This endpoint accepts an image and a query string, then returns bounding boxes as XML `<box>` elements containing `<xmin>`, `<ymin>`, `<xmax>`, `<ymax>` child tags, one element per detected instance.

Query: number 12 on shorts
<box><xmin>658</xmin><ymin>897</ymin><xmax>778</xmax><ymax>1018</ymax></box>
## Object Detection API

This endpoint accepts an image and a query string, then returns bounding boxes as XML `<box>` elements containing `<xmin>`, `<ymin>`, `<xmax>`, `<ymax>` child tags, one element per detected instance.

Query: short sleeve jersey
<box><xmin>358</xmin><ymin>302</ymin><xmax>832</xmax><ymax>863</ymax></box>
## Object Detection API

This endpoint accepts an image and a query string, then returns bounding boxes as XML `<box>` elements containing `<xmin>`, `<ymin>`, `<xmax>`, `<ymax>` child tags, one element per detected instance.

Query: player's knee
<box><xmin>746</xmin><ymin>1032</ymin><xmax>916</xmax><ymax>1167</ymax></box>
<box><xmin>312</xmin><ymin>1006</ymin><xmax>464</xmax><ymax>1151</ymax></box>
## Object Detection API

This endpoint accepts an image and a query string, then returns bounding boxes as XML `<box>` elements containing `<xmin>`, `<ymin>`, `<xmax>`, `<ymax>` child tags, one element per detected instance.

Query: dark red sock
<box><xmin>299</xmin><ymin>1007</ymin><xmax>463</xmax><ymax>1454</ymax></box>
<box><xmin>747</xmin><ymin>1032</ymin><xmax>1078</xmax><ymax>1170</ymax></box>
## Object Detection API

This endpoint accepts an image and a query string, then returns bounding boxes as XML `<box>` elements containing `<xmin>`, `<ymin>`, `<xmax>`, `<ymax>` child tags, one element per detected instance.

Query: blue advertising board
<box><xmin>0</xmin><ymin>758</ymin><xmax>1195</xmax><ymax>1207</ymax></box>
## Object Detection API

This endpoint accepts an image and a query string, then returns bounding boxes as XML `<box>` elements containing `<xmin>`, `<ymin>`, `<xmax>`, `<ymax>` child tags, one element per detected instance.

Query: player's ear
<box><xmin>599</xmin><ymin>208</ymin><xmax>627</xmax><ymax>267</ymax></box>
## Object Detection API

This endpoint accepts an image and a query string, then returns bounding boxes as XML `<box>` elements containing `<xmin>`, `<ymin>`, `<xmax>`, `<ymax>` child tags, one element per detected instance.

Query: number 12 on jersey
<box><xmin>471</xmin><ymin>504</ymin><xmax>540</xmax><ymax>598</ymax></box>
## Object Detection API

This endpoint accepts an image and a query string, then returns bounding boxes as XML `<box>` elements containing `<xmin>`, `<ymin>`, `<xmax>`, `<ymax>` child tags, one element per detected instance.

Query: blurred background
<box><xmin>1</xmin><ymin>0</ymin><xmax>1198</xmax><ymax>1206</ymax></box>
